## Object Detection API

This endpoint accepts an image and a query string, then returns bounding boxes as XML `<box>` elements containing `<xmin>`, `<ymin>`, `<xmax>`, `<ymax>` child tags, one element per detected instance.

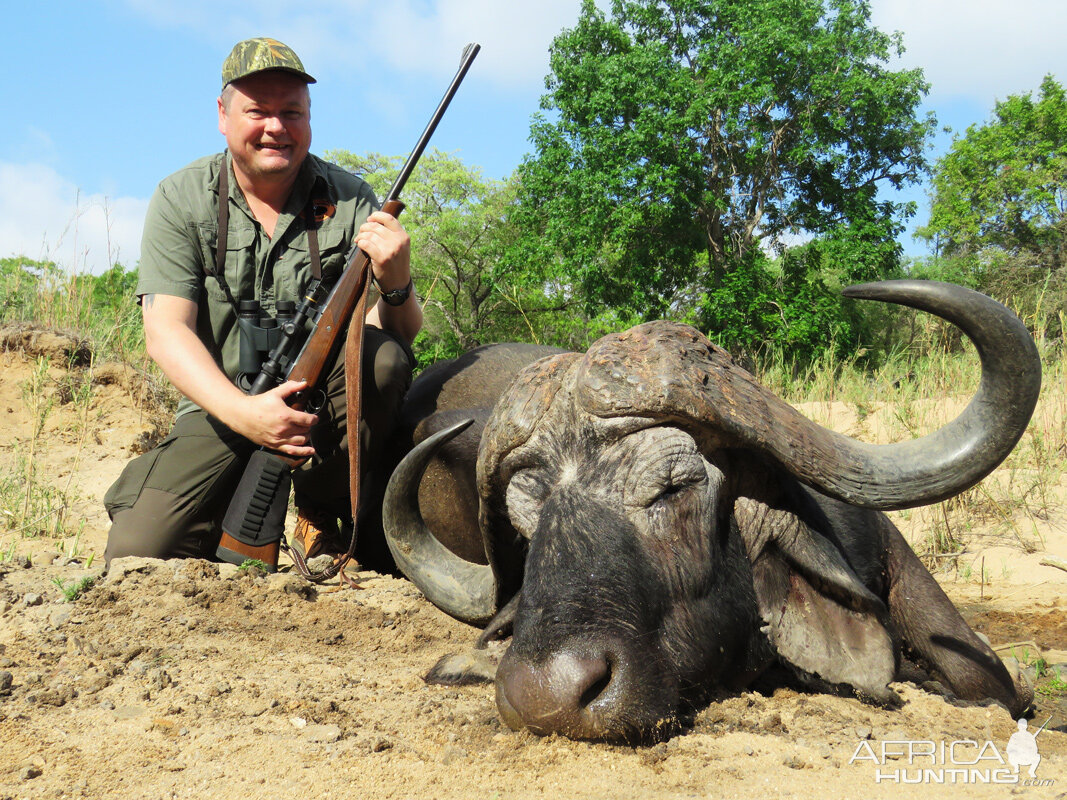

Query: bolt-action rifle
<box><xmin>215</xmin><ymin>43</ymin><xmax>481</xmax><ymax>577</ymax></box>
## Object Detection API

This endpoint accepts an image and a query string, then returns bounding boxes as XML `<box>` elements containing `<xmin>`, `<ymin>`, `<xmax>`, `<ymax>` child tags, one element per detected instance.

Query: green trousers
<box><xmin>104</xmin><ymin>326</ymin><xmax>412</xmax><ymax>565</ymax></box>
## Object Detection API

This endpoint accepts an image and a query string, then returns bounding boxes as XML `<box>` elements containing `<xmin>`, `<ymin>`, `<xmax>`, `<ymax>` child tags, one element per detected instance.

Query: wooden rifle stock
<box><xmin>284</xmin><ymin>198</ymin><xmax>404</xmax><ymax>412</ymax></box>
<box><xmin>217</xmin><ymin>44</ymin><xmax>480</xmax><ymax>574</ymax></box>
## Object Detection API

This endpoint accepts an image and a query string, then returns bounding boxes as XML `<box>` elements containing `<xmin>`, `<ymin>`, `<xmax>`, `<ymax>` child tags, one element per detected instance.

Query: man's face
<box><xmin>218</xmin><ymin>71</ymin><xmax>311</xmax><ymax>186</ymax></box>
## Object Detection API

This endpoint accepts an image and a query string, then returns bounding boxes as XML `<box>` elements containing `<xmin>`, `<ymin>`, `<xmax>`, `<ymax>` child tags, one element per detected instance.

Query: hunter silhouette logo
<box><xmin>849</xmin><ymin>716</ymin><xmax>1055</xmax><ymax>786</ymax></box>
<box><xmin>1007</xmin><ymin>717</ymin><xmax>1047</xmax><ymax>778</ymax></box>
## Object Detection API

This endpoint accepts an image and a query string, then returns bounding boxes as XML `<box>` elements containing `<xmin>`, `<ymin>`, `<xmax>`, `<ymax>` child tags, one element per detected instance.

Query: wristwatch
<box><xmin>376</xmin><ymin>277</ymin><xmax>414</xmax><ymax>306</ymax></box>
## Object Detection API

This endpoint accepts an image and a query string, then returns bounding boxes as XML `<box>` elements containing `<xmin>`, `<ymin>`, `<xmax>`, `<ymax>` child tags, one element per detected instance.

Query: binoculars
<box><xmin>236</xmin><ymin>299</ymin><xmax>297</xmax><ymax>391</ymax></box>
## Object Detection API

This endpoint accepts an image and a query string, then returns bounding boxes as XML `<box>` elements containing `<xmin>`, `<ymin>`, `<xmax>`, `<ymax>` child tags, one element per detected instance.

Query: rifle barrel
<box><xmin>386</xmin><ymin>43</ymin><xmax>480</xmax><ymax>202</ymax></box>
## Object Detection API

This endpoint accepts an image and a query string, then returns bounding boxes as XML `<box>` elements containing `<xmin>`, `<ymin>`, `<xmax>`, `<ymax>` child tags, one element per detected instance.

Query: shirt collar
<box><xmin>219</xmin><ymin>151</ymin><xmax>330</xmax><ymax>217</ymax></box>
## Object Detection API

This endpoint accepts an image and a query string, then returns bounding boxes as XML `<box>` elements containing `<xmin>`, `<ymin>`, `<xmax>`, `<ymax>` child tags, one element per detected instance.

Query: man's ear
<box><xmin>733</xmin><ymin>496</ymin><xmax>900</xmax><ymax>706</ymax></box>
<box><xmin>218</xmin><ymin>96</ymin><xmax>228</xmax><ymax>136</ymax></box>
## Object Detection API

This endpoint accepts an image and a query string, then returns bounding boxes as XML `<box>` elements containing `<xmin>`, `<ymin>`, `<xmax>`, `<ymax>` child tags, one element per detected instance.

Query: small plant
<box><xmin>51</xmin><ymin>575</ymin><xmax>96</xmax><ymax>602</ymax></box>
<box><xmin>238</xmin><ymin>559</ymin><xmax>270</xmax><ymax>573</ymax></box>
<box><xmin>1031</xmin><ymin>657</ymin><xmax>1049</xmax><ymax>679</ymax></box>
<box><xmin>1037</xmin><ymin>667</ymin><xmax>1067</xmax><ymax>698</ymax></box>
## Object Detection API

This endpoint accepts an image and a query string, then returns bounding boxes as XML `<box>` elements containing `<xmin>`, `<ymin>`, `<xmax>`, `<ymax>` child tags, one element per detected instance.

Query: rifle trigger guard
<box><xmin>305</xmin><ymin>388</ymin><xmax>327</xmax><ymax>414</ymax></box>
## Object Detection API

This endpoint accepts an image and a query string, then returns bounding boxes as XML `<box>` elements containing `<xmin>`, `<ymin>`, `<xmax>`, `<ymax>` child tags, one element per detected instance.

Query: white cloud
<box><xmin>123</xmin><ymin>0</ymin><xmax>583</xmax><ymax>89</ymax></box>
<box><xmin>347</xmin><ymin>0</ymin><xmax>583</xmax><ymax>86</ymax></box>
<box><xmin>871</xmin><ymin>0</ymin><xmax>1067</xmax><ymax>103</ymax></box>
<box><xmin>0</xmin><ymin>163</ymin><xmax>148</xmax><ymax>275</ymax></box>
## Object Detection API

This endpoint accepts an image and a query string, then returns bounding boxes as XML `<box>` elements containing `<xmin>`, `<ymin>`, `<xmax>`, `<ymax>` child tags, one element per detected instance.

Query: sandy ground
<box><xmin>1</xmin><ymin>325</ymin><xmax>1065</xmax><ymax>800</ymax></box>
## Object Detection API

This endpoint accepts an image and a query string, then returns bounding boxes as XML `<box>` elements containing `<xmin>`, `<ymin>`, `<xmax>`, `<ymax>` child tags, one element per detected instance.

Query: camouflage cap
<box><xmin>221</xmin><ymin>37</ymin><xmax>316</xmax><ymax>90</ymax></box>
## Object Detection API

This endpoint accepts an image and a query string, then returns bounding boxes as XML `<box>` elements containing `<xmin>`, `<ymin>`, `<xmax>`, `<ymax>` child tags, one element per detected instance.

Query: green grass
<box><xmin>1037</xmin><ymin>668</ymin><xmax>1067</xmax><ymax>698</ymax></box>
<box><xmin>51</xmin><ymin>574</ymin><xmax>96</xmax><ymax>602</ymax></box>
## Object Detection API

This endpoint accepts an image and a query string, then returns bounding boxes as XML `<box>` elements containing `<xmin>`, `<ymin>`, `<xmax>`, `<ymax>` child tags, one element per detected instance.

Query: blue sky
<box><xmin>2</xmin><ymin>0</ymin><xmax>1065</xmax><ymax>273</ymax></box>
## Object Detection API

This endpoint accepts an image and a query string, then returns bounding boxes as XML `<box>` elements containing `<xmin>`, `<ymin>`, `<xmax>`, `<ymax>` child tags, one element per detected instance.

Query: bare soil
<box><xmin>1</xmin><ymin>328</ymin><xmax>1065</xmax><ymax>799</ymax></box>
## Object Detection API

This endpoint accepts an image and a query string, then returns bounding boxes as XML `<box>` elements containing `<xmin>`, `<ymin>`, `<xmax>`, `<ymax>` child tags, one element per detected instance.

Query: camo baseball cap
<box><xmin>221</xmin><ymin>37</ymin><xmax>316</xmax><ymax>90</ymax></box>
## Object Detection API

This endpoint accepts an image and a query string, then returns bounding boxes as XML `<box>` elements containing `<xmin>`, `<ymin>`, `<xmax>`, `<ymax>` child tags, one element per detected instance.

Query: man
<box><xmin>104</xmin><ymin>38</ymin><xmax>421</xmax><ymax>567</ymax></box>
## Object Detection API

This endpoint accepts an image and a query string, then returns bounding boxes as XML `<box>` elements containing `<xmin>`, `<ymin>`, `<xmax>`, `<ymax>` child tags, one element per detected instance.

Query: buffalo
<box><xmin>379</xmin><ymin>281</ymin><xmax>1040</xmax><ymax>743</ymax></box>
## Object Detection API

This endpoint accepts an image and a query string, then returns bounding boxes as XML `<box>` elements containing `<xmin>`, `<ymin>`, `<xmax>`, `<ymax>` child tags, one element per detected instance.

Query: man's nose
<box><xmin>263</xmin><ymin>115</ymin><xmax>285</xmax><ymax>134</ymax></box>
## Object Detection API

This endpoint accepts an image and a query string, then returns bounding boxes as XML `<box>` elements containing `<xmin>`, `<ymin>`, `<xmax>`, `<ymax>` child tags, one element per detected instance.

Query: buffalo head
<box><xmin>384</xmin><ymin>281</ymin><xmax>1040</xmax><ymax>742</ymax></box>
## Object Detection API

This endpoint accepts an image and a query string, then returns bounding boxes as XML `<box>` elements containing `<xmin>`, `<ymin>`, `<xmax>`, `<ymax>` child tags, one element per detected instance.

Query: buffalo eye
<box><xmin>625</xmin><ymin>451</ymin><xmax>708</xmax><ymax>511</ymax></box>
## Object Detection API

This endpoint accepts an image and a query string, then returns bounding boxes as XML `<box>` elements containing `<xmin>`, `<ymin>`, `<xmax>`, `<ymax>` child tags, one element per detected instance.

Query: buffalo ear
<box><xmin>733</xmin><ymin>497</ymin><xmax>900</xmax><ymax>706</ymax></box>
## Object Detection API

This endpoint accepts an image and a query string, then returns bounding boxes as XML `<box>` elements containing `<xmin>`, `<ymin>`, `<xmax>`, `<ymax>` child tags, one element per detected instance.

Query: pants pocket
<box><xmin>103</xmin><ymin>435</ymin><xmax>175</xmax><ymax>518</ymax></box>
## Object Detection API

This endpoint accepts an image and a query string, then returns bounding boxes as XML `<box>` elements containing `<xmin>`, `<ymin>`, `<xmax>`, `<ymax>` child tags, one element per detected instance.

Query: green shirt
<box><xmin>137</xmin><ymin>152</ymin><xmax>379</xmax><ymax>413</ymax></box>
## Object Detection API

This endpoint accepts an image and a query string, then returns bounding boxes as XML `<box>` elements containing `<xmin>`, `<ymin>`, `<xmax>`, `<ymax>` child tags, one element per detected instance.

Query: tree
<box><xmin>918</xmin><ymin>75</ymin><xmax>1067</xmax><ymax>337</ymax></box>
<box><xmin>326</xmin><ymin>149</ymin><xmax>581</xmax><ymax>364</ymax></box>
<box><xmin>513</xmin><ymin>0</ymin><xmax>933</xmax><ymax>353</ymax></box>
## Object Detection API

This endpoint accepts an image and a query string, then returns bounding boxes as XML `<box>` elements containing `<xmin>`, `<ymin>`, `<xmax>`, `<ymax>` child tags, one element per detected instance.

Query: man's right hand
<box><xmin>226</xmin><ymin>379</ymin><xmax>318</xmax><ymax>457</ymax></box>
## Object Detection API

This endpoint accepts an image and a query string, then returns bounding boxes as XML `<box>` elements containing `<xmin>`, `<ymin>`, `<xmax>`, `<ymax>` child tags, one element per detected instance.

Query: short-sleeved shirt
<box><xmin>137</xmin><ymin>151</ymin><xmax>378</xmax><ymax>416</ymax></box>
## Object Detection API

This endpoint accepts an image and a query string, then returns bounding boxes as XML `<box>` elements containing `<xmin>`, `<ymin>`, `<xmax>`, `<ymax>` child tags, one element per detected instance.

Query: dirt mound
<box><xmin>0</xmin><ymin>322</ymin><xmax>91</xmax><ymax>367</ymax></box>
<box><xmin>0</xmin><ymin>556</ymin><xmax>1064</xmax><ymax>799</ymax></box>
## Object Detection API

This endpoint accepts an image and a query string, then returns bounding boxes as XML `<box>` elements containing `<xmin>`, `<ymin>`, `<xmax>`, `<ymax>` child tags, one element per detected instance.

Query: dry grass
<box><xmin>759</xmin><ymin>310</ymin><xmax>1066</xmax><ymax>572</ymax></box>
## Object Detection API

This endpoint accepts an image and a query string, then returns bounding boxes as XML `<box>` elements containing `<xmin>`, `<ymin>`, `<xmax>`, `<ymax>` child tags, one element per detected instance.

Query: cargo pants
<box><xmin>103</xmin><ymin>326</ymin><xmax>412</xmax><ymax>565</ymax></box>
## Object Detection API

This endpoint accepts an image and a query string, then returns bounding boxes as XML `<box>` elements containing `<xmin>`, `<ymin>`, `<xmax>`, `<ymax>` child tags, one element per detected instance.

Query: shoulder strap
<box><xmin>209</xmin><ymin>155</ymin><xmax>241</xmax><ymax>313</ymax></box>
<box><xmin>304</xmin><ymin>200</ymin><xmax>323</xmax><ymax>281</ymax></box>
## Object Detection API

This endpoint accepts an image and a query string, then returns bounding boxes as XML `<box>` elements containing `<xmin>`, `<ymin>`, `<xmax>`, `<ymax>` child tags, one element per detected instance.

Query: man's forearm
<box><xmin>142</xmin><ymin>293</ymin><xmax>319</xmax><ymax>456</ymax></box>
<box><xmin>368</xmin><ymin>293</ymin><xmax>423</xmax><ymax>345</ymax></box>
<box><xmin>143</xmin><ymin>303</ymin><xmax>248</xmax><ymax>424</ymax></box>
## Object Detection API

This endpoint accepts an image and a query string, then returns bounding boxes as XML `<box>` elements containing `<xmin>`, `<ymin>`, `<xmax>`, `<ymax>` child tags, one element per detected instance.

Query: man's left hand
<box><xmin>356</xmin><ymin>210</ymin><xmax>410</xmax><ymax>290</ymax></box>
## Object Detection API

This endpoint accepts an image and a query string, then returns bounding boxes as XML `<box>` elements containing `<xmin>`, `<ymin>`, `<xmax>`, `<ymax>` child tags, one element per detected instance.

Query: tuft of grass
<box><xmin>1037</xmin><ymin>667</ymin><xmax>1067</xmax><ymax>698</ymax></box>
<box><xmin>0</xmin><ymin>456</ymin><xmax>86</xmax><ymax>540</ymax></box>
<box><xmin>51</xmin><ymin>574</ymin><xmax>96</xmax><ymax>602</ymax></box>
<box><xmin>239</xmin><ymin>559</ymin><xmax>270</xmax><ymax>574</ymax></box>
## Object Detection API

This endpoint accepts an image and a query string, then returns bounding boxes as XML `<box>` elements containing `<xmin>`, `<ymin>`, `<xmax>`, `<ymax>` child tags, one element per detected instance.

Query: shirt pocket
<box><xmin>196</xmin><ymin>221</ymin><xmax>257</xmax><ymax>304</ymax></box>
<box><xmin>311</xmin><ymin>223</ymin><xmax>351</xmax><ymax>286</ymax></box>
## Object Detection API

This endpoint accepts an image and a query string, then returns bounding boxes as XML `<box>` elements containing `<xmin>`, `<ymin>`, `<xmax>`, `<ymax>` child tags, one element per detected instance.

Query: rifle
<box><xmin>216</xmin><ymin>42</ymin><xmax>481</xmax><ymax>576</ymax></box>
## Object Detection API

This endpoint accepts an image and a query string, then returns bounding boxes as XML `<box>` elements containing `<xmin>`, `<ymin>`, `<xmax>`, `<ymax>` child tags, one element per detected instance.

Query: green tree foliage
<box><xmin>919</xmin><ymin>75</ymin><xmax>1067</xmax><ymax>337</ymax></box>
<box><xmin>0</xmin><ymin>257</ymin><xmax>62</xmax><ymax>322</ymax></box>
<box><xmin>326</xmin><ymin>148</ymin><xmax>600</xmax><ymax>363</ymax></box>
<box><xmin>88</xmin><ymin>262</ymin><xmax>139</xmax><ymax>317</ymax></box>
<box><xmin>513</xmin><ymin>0</ymin><xmax>933</xmax><ymax>359</ymax></box>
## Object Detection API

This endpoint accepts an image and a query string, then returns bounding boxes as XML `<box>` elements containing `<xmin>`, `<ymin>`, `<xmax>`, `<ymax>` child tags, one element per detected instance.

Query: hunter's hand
<box><xmin>356</xmin><ymin>210</ymin><xmax>410</xmax><ymax>290</ymax></box>
<box><xmin>227</xmin><ymin>380</ymin><xmax>319</xmax><ymax>457</ymax></box>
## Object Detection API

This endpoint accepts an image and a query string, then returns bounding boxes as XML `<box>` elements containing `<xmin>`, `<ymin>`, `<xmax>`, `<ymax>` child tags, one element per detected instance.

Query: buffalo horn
<box><xmin>382</xmin><ymin>419</ymin><xmax>498</xmax><ymax>624</ymax></box>
<box><xmin>577</xmin><ymin>281</ymin><xmax>1041</xmax><ymax>510</ymax></box>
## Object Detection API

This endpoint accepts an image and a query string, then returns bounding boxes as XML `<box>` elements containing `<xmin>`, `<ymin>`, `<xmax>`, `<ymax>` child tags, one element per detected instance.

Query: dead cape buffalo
<box><xmin>378</xmin><ymin>280</ymin><xmax>1041</xmax><ymax>743</ymax></box>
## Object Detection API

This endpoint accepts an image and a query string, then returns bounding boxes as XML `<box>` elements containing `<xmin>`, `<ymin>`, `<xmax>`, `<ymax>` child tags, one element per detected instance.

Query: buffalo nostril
<box><xmin>577</xmin><ymin>656</ymin><xmax>611</xmax><ymax>709</ymax></box>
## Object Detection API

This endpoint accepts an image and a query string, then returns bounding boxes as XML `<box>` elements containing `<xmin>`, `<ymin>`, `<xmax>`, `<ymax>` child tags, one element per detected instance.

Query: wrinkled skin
<box><xmin>385</xmin><ymin>288</ymin><xmax>1038</xmax><ymax>743</ymax></box>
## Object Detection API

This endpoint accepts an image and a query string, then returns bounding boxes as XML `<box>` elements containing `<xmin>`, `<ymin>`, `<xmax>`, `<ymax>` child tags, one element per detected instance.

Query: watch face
<box><xmin>382</xmin><ymin>278</ymin><xmax>413</xmax><ymax>306</ymax></box>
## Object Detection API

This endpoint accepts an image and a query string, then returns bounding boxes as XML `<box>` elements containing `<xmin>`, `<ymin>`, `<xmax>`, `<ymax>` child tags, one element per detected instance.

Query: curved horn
<box><xmin>577</xmin><ymin>281</ymin><xmax>1041</xmax><ymax>510</ymax></box>
<box><xmin>383</xmin><ymin>418</ymin><xmax>498</xmax><ymax>624</ymax></box>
